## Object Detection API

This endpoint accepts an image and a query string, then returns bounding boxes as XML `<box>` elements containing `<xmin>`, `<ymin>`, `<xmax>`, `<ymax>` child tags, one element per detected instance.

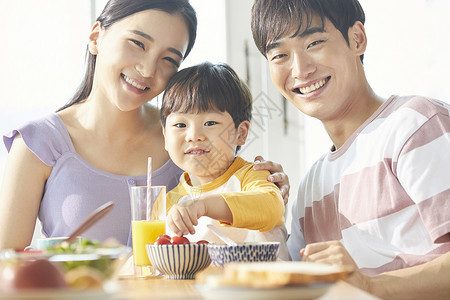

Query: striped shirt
<box><xmin>287</xmin><ymin>95</ymin><xmax>450</xmax><ymax>275</ymax></box>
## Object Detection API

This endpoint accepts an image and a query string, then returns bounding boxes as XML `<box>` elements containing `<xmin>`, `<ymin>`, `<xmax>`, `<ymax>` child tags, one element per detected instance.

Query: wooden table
<box><xmin>112</xmin><ymin>275</ymin><xmax>380</xmax><ymax>300</ymax></box>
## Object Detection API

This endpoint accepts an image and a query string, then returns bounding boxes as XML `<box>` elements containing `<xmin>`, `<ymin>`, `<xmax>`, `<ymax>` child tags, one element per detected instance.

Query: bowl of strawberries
<box><xmin>146</xmin><ymin>235</ymin><xmax>211</xmax><ymax>279</ymax></box>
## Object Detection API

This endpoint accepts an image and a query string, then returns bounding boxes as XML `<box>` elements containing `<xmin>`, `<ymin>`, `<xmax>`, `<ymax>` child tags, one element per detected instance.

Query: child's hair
<box><xmin>251</xmin><ymin>0</ymin><xmax>365</xmax><ymax>63</ymax></box>
<box><xmin>58</xmin><ymin>0</ymin><xmax>197</xmax><ymax>112</ymax></box>
<box><xmin>160</xmin><ymin>61</ymin><xmax>252</xmax><ymax>129</ymax></box>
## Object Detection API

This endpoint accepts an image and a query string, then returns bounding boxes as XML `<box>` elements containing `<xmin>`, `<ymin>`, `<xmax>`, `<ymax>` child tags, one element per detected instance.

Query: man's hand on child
<box><xmin>253</xmin><ymin>156</ymin><xmax>290</xmax><ymax>205</ymax></box>
<box><xmin>167</xmin><ymin>199</ymin><xmax>206</xmax><ymax>236</ymax></box>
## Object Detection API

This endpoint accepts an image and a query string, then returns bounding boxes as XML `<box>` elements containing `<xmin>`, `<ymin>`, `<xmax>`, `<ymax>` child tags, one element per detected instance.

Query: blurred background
<box><xmin>1</xmin><ymin>0</ymin><xmax>449</xmax><ymax>237</ymax></box>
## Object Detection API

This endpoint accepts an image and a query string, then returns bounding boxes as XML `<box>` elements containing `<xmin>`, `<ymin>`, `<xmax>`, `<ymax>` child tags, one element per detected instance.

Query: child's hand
<box><xmin>167</xmin><ymin>199</ymin><xmax>206</xmax><ymax>236</ymax></box>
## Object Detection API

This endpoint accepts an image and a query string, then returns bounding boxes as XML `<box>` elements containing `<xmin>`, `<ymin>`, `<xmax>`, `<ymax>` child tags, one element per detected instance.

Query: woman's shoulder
<box><xmin>3</xmin><ymin>113</ymin><xmax>74</xmax><ymax>166</ymax></box>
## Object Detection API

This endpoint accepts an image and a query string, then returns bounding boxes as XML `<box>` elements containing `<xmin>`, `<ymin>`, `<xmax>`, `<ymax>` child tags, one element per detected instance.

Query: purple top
<box><xmin>3</xmin><ymin>113</ymin><xmax>182</xmax><ymax>246</ymax></box>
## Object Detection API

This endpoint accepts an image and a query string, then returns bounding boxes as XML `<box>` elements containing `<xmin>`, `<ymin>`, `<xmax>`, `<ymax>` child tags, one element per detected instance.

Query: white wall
<box><xmin>0</xmin><ymin>0</ymin><xmax>92</xmax><ymax>184</ymax></box>
<box><xmin>362</xmin><ymin>0</ymin><xmax>450</xmax><ymax>100</ymax></box>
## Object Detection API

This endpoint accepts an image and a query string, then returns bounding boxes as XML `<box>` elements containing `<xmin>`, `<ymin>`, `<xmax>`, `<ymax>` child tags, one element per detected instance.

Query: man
<box><xmin>251</xmin><ymin>0</ymin><xmax>450</xmax><ymax>299</ymax></box>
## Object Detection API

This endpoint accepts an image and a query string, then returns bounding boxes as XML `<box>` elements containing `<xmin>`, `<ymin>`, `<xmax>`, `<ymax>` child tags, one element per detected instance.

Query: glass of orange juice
<box><xmin>130</xmin><ymin>185</ymin><xmax>166</xmax><ymax>277</ymax></box>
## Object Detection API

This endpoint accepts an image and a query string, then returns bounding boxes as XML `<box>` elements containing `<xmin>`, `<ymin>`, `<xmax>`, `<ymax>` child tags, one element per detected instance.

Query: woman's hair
<box><xmin>251</xmin><ymin>0</ymin><xmax>365</xmax><ymax>63</ymax></box>
<box><xmin>160</xmin><ymin>62</ymin><xmax>252</xmax><ymax>129</ymax></box>
<box><xmin>58</xmin><ymin>0</ymin><xmax>197</xmax><ymax>111</ymax></box>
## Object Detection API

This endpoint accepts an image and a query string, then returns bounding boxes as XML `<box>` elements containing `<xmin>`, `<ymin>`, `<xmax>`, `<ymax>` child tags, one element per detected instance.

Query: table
<box><xmin>113</xmin><ymin>275</ymin><xmax>380</xmax><ymax>300</ymax></box>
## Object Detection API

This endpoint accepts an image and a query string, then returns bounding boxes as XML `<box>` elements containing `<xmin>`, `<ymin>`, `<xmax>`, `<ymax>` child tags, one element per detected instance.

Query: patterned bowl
<box><xmin>146</xmin><ymin>243</ymin><xmax>211</xmax><ymax>279</ymax></box>
<box><xmin>207</xmin><ymin>242</ymin><xmax>280</xmax><ymax>267</ymax></box>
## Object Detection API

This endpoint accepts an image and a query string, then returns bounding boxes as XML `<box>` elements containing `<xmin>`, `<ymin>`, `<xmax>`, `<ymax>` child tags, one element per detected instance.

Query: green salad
<box><xmin>45</xmin><ymin>238</ymin><xmax>128</xmax><ymax>279</ymax></box>
<box><xmin>45</xmin><ymin>238</ymin><xmax>104</xmax><ymax>254</ymax></box>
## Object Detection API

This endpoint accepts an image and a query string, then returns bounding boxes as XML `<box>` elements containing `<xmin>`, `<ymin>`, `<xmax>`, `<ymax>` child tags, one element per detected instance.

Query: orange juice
<box><xmin>132</xmin><ymin>220</ymin><xmax>166</xmax><ymax>266</ymax></box>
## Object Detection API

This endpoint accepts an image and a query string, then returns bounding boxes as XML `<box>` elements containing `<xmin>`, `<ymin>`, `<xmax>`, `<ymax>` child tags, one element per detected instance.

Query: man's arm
<box><xmin>367</xmin><ymin>251</ymin><xmax>450</xmax><ymax>300</ymax></box>
<box><xmin>301</xmin><ymin>241</ymin><xmax>450</xmax><ymax>300</ymax></box>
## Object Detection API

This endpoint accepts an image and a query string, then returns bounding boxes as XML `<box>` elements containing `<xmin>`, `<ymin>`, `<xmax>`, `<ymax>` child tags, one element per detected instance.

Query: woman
<box><xmin>0</xmin><ymin>0</ymin><xmax>289</xmax><ymax>250</ymax></box>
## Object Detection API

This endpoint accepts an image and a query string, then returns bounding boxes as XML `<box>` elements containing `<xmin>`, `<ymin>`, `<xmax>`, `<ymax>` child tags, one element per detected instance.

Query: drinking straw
<box><xmin>147</xmin><ymin>157</ymin><xmax>152</xmax><ymax>188</ymax></box>
<box><xmin>146</xmin><ymin>157</ymin><xmax>152</xmax><ymax>220</ymax></box>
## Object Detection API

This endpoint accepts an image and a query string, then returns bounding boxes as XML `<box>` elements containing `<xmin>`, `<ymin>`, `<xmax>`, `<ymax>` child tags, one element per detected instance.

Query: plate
<box><xmin>195</xmin><ymin>283</ymin><xmax>332</xmax><ymax>300</ymax></box>
<box><xmin>0</xmin><ymin>289</ymin><xmax>112</xmax><ymax>300</ymax></box>
<box><xmin>0</xmin><ymin>282</ymin><xmax>119</xmax><ymax>300</ymax></box>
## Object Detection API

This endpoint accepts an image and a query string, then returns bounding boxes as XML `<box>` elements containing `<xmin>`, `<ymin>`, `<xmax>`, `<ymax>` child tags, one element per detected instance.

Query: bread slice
<box><xmin>221</xmin><ymin>261</ymin><xmax>353</xmax><ymax>288</ymax></box>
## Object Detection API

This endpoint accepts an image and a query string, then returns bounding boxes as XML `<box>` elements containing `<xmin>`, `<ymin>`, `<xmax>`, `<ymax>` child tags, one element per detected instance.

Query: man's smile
<box><xmin>293</xmin><ymin>76</ymin><xmax>330</xmax><ymax>95</ymax></box>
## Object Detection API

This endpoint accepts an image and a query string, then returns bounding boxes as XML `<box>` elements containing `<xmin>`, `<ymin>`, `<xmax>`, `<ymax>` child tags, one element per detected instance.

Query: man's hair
<box><xmin>161</xmin><ymin>61</ymin><xmax>252</xmax><ymax>128</ymax></box>
<box><xmin>251</xmin><ymin>0</ymin><xmax>365</xmax><ymax>62</ymax></box>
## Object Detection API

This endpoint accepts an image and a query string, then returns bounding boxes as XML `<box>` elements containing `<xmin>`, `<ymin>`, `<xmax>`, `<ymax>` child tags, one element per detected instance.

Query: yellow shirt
<box><xmin>166</xmin><ymin>157</ymin><xmax>290</xmax><ymax>260</ymax></box>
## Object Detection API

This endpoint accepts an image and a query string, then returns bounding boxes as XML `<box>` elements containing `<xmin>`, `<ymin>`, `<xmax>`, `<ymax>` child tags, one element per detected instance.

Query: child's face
<box><xmin>164</xmin><ymin>110</ymin><xmax>249</xmax><ymax>185</ymax></box>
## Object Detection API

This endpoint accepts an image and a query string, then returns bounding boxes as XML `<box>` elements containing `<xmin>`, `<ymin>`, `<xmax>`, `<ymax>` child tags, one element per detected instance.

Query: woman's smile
<box><xmin>121</xmin><ymin>74</ymin><xmax>149</xmax><ymax>91</ymax></box>
<box><xmin>120</xmin><ymin>74</ymin><xmax>150</xmax><ymax>95</ymax></box>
